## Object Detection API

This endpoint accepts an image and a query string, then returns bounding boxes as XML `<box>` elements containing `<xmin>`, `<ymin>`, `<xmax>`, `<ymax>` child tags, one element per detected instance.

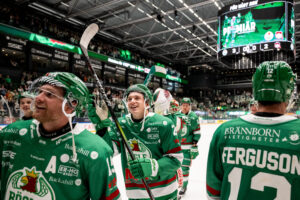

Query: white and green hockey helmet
<box><xmin>30</xmin><ymin>72</ymin><xmax>90</xmax><ymax>113</ymax></box>
<box><xmin>153</xmin><ymin>88</ymin><xmax>173</xmax><ymax>115</ymax></box>
<box><xmin>124</xmin><ymin>84</ymin><xmax>153</xmax><ymax>106</ymax></box>
<box><xmin>18</xmin><ymin>91</ymin><xmax>35</xmax><ymax>102</ymax></box>
<box><xmin>252</xmin><ymin>61</ymin><xmax>296</xmax><ymax>103</ymax></box>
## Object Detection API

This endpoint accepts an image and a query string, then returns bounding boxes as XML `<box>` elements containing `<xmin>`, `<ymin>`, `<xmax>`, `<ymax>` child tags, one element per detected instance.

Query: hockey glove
<box><xmin>87</xmin><ymin>95</ymin><xmax>111</xmax><ymax>131</ymax></box>
<box><xmin>96</xmin><ymin>100</ymin><xmax>109</xmax><ymax>121</ymax></box>
<box><xmin>190</xmin><ymin>146</ymin><xmax>199</xmax><ymax>159</ymax></box>
<box><xmin>128</xmin><ymin>158</ymin><xmax>159</xmax><ymax>179</ymax></box>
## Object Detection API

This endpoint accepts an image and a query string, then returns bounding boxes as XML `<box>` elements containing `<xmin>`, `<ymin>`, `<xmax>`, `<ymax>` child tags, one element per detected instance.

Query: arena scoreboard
<box><xmin>217</xmin><ymin>0</ymin><xmax>295</xmax><ymax>58</ymax></box>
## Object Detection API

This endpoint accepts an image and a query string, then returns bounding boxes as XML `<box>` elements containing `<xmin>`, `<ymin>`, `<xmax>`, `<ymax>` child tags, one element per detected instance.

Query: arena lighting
<box><xmin>211</xmin><ymin>0</ymin><xmax>221</xmax><ymax>10</ymax></box>
<box><xmin>174</xmin><ymin>10</ymin><xmax>178</xmax><ymax>18</ymax></box>
<box><xmin>68</xmin><ymin>18</ymin><xmax>85</xmax><ymax>26</ymax></box>
<box><xmin>60</xmin><ymin>2</ymin><xmax>69</xmax><ymax>7</ymax></box>
<box><xmin>156</xmin><ymin>14</ymin><xmax>165</xmax><ymax>23</ymax></box>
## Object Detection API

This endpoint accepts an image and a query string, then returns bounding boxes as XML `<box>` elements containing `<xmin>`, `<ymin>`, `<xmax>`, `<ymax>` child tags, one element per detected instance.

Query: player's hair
<box><xmin>258</xmin><ymin>101</ymin><xmax>282</xmax><ymax>106</ymax></box>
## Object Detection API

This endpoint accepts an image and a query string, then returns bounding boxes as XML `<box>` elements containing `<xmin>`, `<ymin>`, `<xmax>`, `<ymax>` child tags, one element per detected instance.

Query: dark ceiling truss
<box><xmin>123</xmin><ymin>17</ymin><xmax>217</xmax><ymax>43</ymax></box>
<box><xmin>102</xmin><ymin>0</ymin><xmax>215</xmax><ymax>31</ymax></box>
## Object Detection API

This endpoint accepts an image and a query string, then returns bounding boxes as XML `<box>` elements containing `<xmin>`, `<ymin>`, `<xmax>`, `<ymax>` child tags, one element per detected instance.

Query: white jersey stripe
<box><xmin>126</xmin><ymin>179</ymin><xmax>178</xmax><ymax>199</ymax></box>
<box><xmin>241</xmin><ymin>114</ymin><xmax>297</xmax><ymax>125</ymax></box>
<box><xmin>207</xmin><ymin>194</ymin><xmax>221</xmax><ymax>200</ymax></box>
<box><xmin>181</xmin><ymin>145</ymin><xmax>192</xmax><ymax>150</ymax></box>
<box><xmin>166</xmin><ymin>152</ymin><xmax>184</xmax><ymax>164</ymax></box>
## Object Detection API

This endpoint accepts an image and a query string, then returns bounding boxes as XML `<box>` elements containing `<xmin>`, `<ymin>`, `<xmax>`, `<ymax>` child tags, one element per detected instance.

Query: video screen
<box><xmin>219</xmin><ymin>2</ymin><xmax>287</xmax><ymax>50</ymax></box>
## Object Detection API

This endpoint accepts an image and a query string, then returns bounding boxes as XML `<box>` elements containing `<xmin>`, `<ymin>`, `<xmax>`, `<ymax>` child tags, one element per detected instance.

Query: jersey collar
<box><xmin>240</xmin><ymin>114</ymin><xmax>297</xmax><ymax>125</ymax></box>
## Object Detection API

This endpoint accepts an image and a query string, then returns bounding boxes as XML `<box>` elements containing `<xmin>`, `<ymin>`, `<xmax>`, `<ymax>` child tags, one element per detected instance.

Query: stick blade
<box><xmin>80</xmin><ymin>23</ymin><xmax>99</xmax><ymax>49</ymax></box>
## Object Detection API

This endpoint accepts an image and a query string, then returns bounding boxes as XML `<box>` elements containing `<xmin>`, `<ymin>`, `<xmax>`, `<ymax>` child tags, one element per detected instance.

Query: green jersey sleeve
<box><xmin>157</xmin><ymin>117</ymin><xmax>182</xmax><ymax>177</ymax></box>
<box><xmin>190</xmin><ymin>112</ymin><xmax>201</xmax><ymax>143</ymax></box>
<box><xmin>206</xmin><ymin>124</ymin><xmax>223</xmax><ymax>199</ymax></box>
<box><xmin>86</xmin><ymin>151</ymin><xmax>120</xmax><ymax>200</ymax></box>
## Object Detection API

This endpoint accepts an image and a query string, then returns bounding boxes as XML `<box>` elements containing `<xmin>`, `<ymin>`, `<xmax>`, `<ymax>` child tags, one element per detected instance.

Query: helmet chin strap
<box><xmin>141</xmin><ymin>99</ymin><xmax>150</xmax><ymax>131</ymax></box>
<box><xmin>62</xmin><ymin>99</ymin><xmax>77</xmax><ymax>162</ymax></box>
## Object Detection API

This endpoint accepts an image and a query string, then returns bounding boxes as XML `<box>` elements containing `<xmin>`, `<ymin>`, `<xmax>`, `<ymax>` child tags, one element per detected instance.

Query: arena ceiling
<box><xmin>12</xmin><ymin>0</ymin><xmax>300</xmax><ymax>71</ymax></box>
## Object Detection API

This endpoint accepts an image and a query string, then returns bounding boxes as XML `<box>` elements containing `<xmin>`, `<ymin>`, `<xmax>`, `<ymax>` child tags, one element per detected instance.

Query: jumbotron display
<box><xmin>217</xmin><ymin>0</ymin><xmax>295</xmax><ymax>58</ymax></box>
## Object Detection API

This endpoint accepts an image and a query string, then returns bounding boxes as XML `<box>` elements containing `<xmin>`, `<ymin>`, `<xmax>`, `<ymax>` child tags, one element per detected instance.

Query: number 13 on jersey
<box><xmin>228</xmin><ymin>167</ymin><xmax>291</xmax><ymax>200</ymax></box>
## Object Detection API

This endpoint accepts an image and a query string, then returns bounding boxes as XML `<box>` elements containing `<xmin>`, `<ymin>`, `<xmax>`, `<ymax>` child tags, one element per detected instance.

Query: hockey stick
<box><xmin>80</xmin><ymin>23</ymin><xmax>154</xmax><ymax>200</ymax></box>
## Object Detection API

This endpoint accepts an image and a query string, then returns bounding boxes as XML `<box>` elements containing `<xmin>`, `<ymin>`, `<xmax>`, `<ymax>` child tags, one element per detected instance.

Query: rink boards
<box><xmin>0</xmin><ymin>120</ymin><xmax>227</xmax><ymax>132</ymax></box>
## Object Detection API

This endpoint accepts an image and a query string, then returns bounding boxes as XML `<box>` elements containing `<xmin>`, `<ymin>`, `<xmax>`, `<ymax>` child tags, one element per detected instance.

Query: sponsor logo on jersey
<box><xmin>224</xmin><ymin>126</ymin><xmax>281</xmax><ymax>143</ymax></box>
<box><xmin>48</xmin><ymin>175</ymin><xmax>80</xmax><ymax>186</ymax></box>
<box><xmin>55</xmin><ymin>135</ymin><xmax>72</xmax><ymax>145</ymax></box>
<box><xmin>127</xmin><ymin>138</ymin><xmax>152</xmax><ymax>159</ymax></box>
<box><xmin>5</xmin><ymin>167</ymin><xmax>55</xmax><ymax>200</ymax></box>
<box><xmin>222</xmin><ymin>146</ymin><xmax>300</xmax><ymax>175</ymax></box>
<box><xmin>30</xmin><ymin>154</ymin><xmax>45</xmax><ymax>161</ymax></box>
<box><xmin>148</xmin><ymin>122</ymin><xmax>164</xmax><ymax>126</ymax></box>
<box><xmin>4</xmin><ymin>128</ymin><xmax>19</xmax><ymax>134</ymax></box>
<box><xmin>2</xmin><ymin>161</ymin><xmax>13</xmax><ymax>169</ymax></box>
<box><xmin>39</xmin><ymin>139</ymin><xmax>47</xmax><ymax>145</ymax></box>
<box><xmin>64</xmin><ymin>143</ymin><xmax>89</xmax><ymax>157</ymax></box>
<box><xmin>146</xmin><ymin>127</ymin><xmax>159</xmax><ymax>140</ymax></box>
<box><xmin>147</xmin><ymin>133</ymin><xmax>159</xmax><ymax>140</ymax></box>
<box><xmin>3</xmin><ymin>140</ymin><xmax>21</xmax><ymax>147</ymax></box>
<box><xmin>2</xmin><ymin>151</ymin><xmax>16</xmax><ymax>159</ymax></box>
<box><xmin>58</xmin><ymin>165</ymin><xmax>79</xmax><ymax>177</ymax></box>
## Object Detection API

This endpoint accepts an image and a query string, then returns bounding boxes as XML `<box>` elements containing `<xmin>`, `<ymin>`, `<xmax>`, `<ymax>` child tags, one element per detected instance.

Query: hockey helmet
<box><xmin>30</xmin><ymin>72</ymin><xmax>89</xmax><ymax>112</ymax></box>
<box><xmin>181</xmin><ymin>97</ymin><xmax>191</xmax><ymax>105</ymax></box>
<box><xmin>19</xmin><ymin>91</ymin><xmax>34</xmax><ymax>101</ymax></box>
<box><xmin>124</xmin><ymin>84</ymin><xmax>153</xmax><ymax>106</ymax></box>
<box><xmin>253</xmin><ymin>61</ymin><xmax>296</xmax><ymax>102</ymax></box>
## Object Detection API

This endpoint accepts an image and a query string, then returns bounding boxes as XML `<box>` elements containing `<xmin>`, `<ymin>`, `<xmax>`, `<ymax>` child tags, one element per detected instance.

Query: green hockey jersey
<box><xmin>207</xmin><ymin>114</ymin><xmax>300</xmax><ymax>200</ymax></box>
<box><xmin>104</xmin><ymin>112</ymin><xmax>183</xmax><ymax>200</ymax></box>
<box><xmin>180</xmin><ymin>110</ymin><xmax>201</xmax><ymax>149</ymax></box>
<box><xmin>164</xmin><ymin>112</ymin><xmax>188</xmax><ymax>143</ymax></box>
<box><xmin>0</xmin><ymin>119</ymin><xmax>120</xmax><ymax>200</ymax></box>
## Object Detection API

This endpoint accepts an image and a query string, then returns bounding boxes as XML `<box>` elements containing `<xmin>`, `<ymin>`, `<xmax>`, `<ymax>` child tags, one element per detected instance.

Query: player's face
<box><xmin>181</xmin><ymin>103</ymin><xmax>190</xmax><ymax>114</ymax></box>
<box><xmin>20</xmin><ymin>97</ymin><xmax>33</xmax><ymax>117</ymax></box>
<box><xmin>127</xmin><ymin>92</ymin><xmax>147</xmax><ymax>119</ymax></box>
<box><xmin>33</xmin><ymin>84</ymin><xmax>67</xmax><ymax>124</ymax></box>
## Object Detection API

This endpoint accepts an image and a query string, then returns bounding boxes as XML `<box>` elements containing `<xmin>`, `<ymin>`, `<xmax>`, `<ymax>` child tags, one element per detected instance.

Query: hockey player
<box><xmin>206</xmin><ymin>61</ymin><xmax>300</xmax><ymax>200</ymax></box>
<box><xmin>0</xmin><ymin>72</ymin><xmax>120</xmax><ymax>200</ymax></box>
<box><xmin>89</xmin><ymin>84</ymin><xmax>183</xmax><ymax>200</ymax></box>
<box><xmin>19</xmin><ymin>91</ymin><xmax>34</xmax><ymax>120</ymax></box>
<box><xmin>179</xmin><ymin>97</ymin><xmax>201</xmax><ymax>196</ymax></box>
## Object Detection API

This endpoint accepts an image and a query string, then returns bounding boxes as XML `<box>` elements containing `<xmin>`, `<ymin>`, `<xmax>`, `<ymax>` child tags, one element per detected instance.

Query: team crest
<box><xmin>5</xmin><ymin>167</ymin><xmax>55</xmax><ymax>200</ymax></box>
<box><xmin>127</xmin><ymin>138</ymin><xmax>152</xmax><ymax>159</ymax></box>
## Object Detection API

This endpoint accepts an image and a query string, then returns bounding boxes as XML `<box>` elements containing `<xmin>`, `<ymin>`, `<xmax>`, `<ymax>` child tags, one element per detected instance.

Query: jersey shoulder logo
<box><xmin>5</xmin><ymin>167</ymin><xmax>55</xmax><ymax>200</ymax></box>
<box><xmin>282</xmin><ymin>131</ymin><xmax>300</xmax><ymax>145</ymax></box>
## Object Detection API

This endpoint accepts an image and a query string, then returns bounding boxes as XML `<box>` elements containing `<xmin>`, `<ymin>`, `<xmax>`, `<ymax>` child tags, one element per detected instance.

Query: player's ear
<box><xmin>64</xmin><ymin>101</ymin><xmax>77</xmax><ymax>114</ymax></box>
